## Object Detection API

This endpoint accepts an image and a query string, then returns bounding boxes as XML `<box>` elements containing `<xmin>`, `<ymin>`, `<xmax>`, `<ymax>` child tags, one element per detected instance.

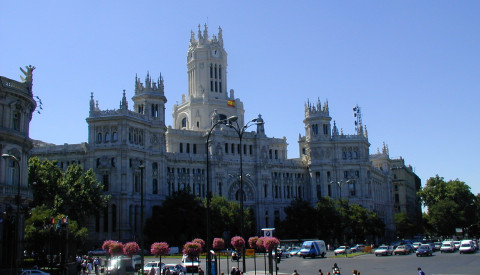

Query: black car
<box><xmin>416</xmin><ymin>244</ymin><xmax>433</xmax><ymax>257</ymax></box>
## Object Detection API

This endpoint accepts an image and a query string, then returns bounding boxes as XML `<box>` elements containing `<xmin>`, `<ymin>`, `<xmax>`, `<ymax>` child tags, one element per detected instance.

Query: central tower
<box><xmin>172</xmin><ymin>24</ymin><xmax>245</xmax><ymax>131</ymax></box>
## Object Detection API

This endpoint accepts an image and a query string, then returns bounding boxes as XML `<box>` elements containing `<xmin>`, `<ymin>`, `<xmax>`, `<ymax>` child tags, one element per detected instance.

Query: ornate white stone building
<box><xmin>0</xmin><ymin>66</ymin><xmax>37</xmax><ymax>268</ymax></box>
<box><xmin>31</xmin><ymin>25</ymin><xmax>415</xmax><ymax>245</ymax></box>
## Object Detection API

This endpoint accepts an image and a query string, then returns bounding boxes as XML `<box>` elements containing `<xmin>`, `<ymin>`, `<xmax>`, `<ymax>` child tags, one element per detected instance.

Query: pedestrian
<box><xmin>418</xmin><ymin>267</ymin><xmax>425</xmax><ymax>275</ymax></box>
<box><xmin>148</xmin><ymin>266</ymin><xmax>156</xmax><ymax>275</ymax></box>
<box><xmin>352</xmin><ymin>270</ymin><xmax>358</xmax><ymax>275</ymax></box>
<box><xmin>234</xmin><ymin>268</ymin><xmax>241</xmax><ymax>275</ymax></box>
<box><xmin>230</xmin><ymin>267</ymin><xmax>236</xmax><ymax>275</ymax></box>
<box><xmin>292</xmin><ymin>270</ymin><xmax>299</xmax><ymax>275</ymax></box>
<box><xmin>198</xmin><ymin>267</ymin><xmax>205</xmax><ymax>275</ymax></box>
<box><xmin>318</xmin><ymin>268</ymin><xmax>323</xmax><ymax>275</ymax></box>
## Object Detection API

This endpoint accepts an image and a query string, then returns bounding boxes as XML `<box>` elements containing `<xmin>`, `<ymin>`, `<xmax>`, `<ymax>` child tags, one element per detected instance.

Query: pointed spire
<box><xmin>90</xmin><ymin>92</ymin><xmax>95</xmax><ymax>111</ymax></box>
<box><xmin>218</xmin><ymin>26</ymin><xmax>223</xmax><ymax>46</ymax></box>
<box><xmin>190</xmin><ymin>30</ymin><xmax>195</xmax><ymax>45</ymax></box>
<box><xmin>197</xmin><ymin>24</ymin><xmax>203</xmax><ymax>43</ymax></box>
<box><xmin>203</xmin><ymin>23</ymin><xmax>209</xmax><ymax>41</ymax></box>
<box><xmin>121</xmin><ymin>89</ymin><xmax>128</xmax><ymax>110</ymax></box>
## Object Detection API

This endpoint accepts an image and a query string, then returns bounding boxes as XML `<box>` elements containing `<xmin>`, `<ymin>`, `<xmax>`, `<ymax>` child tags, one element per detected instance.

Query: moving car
<box><xmin>412</xmin><ymin>242</ymin><xmax>422</xmax><ymax>251</ymax></box>
<box><xmin>416</xmin><ymin>244</ymin><xmax>433</xmax><ymax>257</ymax></box>
<box><xmin>181</xmin><ymin>254</ymin><xmax>200</xmax><ymax>273</ymax></box>
<box><xmin>374</xmin><ymin>245</ymin><xmax>393</xmax><ymax>256</ymax></box>
<box><xmin>459</xmin><ymin>240</ymin><xmax>475</xmax><ymax>254</ymax></box>
<box><xmin>350</xmin><ymin>244</ymin><xmax>366</xmax><ymax>253</ymax></box>
<box><xmin>393</xmin><ymin>245</ymin><xmax>411</xmax><ymax>255</ymax></box>
<box><xmin>440</xmin><ymin>241</ymin><xmax>455</xmax><ymax>253</ymax></box>
<box><xmin>287</xmin><ymin>247</ymin><xmax>301</xmax><ymax>257</ymax></box>
<box><xmin>163</xmin><ymin>264</ymin><xmax>186</xmax><ymax>275</ymax></box>
<box><xmin>143</xmin><ymin>261</ymin><xmax>163</xmax><ymax>274</ymax></box>
<box><xmin>334</xmin><ymin>246</ymin><xmax>350</xmax><ymax>255</ymax></box>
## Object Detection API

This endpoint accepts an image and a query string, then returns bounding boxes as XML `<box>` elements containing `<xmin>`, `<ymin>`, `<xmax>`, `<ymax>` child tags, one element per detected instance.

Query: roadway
<box><xmin>203</xmin><ymin>250</ymin><xmax>480</xmax><ymax>275</ymax></box>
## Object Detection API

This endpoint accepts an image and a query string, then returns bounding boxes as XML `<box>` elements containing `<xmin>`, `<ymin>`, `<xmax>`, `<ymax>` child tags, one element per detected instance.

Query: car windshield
<box><xmin>378</xmin><ymin>246</ymin><xmax>388</xmax><ymax>249</ymax></box>
<box><xmin>397</xmin><ymin>246</ymin><xmax>405</xmax><ymax>249</ymax></box>
<box><xmin>420</xmin><ymin>245</ymin><xmax>429</xmax><ymax>249</ymax></box>
<box><xmin>461</xmin><ymin>243</ymin><xmax>471</xmax><ymax>247</ymax></box>
<box><xmin>442</xmin><ymin>244</ymin><xmax>451</xmax><ymax>247</ymax></box>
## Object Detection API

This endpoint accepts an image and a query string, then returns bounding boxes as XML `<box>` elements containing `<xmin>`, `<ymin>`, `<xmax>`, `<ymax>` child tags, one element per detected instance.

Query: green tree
<box><xmin>394</xmin><ymin>212</ymin><xmax>414</xmax><ymax>239</ymax></box>
<box><xmin>277</xmin><ymin>199</ymin><xmax>317</xmax><ymax>239</ymax></box>
<box><xmin>418</xmin><ymin>175</ymin><xmax>476</xmax><ymax>237</ymax></box>
<box><xmin>28</xmin><ymin>157</ymin><xmax>110</xmax><ymax>223</ymax></box>
<box><xmin>24</xmin><ymin>205</ymin><xmax>88</xmax><ymax>263</ymax></box>
<box><xmin>144</xmin><ymin>190</ymin><xmax>205</xmax><ymax>246</ymax></box>
<box><xmin>208</xmin><ymin>195</ymin><xmax>254</xmax><ymax>238</ymax></box>
<box><xmin>315</xmin><ymin>196</ymin><xmax>341</xmax><ymax>242</ymax></box>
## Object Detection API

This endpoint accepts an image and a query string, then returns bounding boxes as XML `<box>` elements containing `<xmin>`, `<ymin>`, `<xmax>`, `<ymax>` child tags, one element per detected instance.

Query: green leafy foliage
<box><xmin>418</xmin><ymin>175</ymin><xmax>477</xmax><ymax>237</ymax></box>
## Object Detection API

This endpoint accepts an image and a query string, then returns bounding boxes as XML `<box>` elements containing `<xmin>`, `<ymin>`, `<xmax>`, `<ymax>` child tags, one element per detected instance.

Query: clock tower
<box><xmin>172</xmin><ymin>24</ymin><xmax>245</xmax><ymax>131</ymax></box>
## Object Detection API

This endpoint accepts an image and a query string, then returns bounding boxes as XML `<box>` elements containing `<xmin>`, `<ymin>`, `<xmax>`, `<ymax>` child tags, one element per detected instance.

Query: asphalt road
<box><xmin>202</xmin><ymin>250</ymin><xmax>480</xmax><ymax>275</ymax></box>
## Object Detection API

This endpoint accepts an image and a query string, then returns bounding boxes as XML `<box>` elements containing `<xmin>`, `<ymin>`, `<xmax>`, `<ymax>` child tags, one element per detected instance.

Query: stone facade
<box><xmin>31</xmin><ymin>25</ymin><xmax>420</xmax><ymax>246</ymax></box>
<box><xmin>0</xmin><ymin>66</ymin><xmax>37</xmax><ymax>268</ymax></box>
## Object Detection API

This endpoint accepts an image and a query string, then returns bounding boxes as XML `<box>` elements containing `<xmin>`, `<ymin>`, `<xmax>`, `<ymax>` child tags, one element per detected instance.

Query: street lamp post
<box><xmin>206</xmin><ymin>116</ymin><xmax>236</xmax><ymax>275</ymax></box>
<box><xmin>2</xmin><ymin>153</ymin><xmax>21</xmax><ymax>272</ymax></box>
<box><xmin>226</xmin><ymin>117</ymin><xmax>263</xmax><ymax>273</ymax></box>
<box><xmin>139</xmin><ymin>163</ymin><xmax>145</xmax><ymax>275</ymax></box>
<box><xmin>330</xmin><ymin>179</ymin><xmax>351</xmax><ymax>244</ymax></box>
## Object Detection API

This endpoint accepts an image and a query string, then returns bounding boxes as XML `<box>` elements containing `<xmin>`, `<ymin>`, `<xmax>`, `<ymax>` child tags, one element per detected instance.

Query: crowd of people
<box><xmin>76</xmin><ymin>255</ymin><xmax>101</xmax><ymax>274</ymax></box>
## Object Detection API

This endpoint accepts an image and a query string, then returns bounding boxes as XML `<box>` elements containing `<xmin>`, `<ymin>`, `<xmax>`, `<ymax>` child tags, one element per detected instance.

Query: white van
<box><xmin>299</xmin><ymin>240</ymin><xmax>327</xmax><ymax>258</ymax></box>
<box><xmin>459</xmin><ymin>240</ymin><xmax>475</xmax><ymax>254</ymax></box>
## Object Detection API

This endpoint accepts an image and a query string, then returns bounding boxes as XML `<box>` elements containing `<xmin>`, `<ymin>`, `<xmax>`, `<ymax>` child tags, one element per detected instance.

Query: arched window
<box><xmin>105</xmin><ymin>132</ymin><xmax>110</xmax><ymax>142</ymax></box>
<box><xmin>112</xmin><ymin>132</ymin><xmax>118</xmax><ymax>142</ymax></box>
<box><xmin>181</xmin><ymin>117</ymin><xmax>187</xmax><ymax>128</ymax></box>
<box><xmin>97</xmin><ymin>133</ymin><xmax>102</xmax><ymax>143</ymax></box>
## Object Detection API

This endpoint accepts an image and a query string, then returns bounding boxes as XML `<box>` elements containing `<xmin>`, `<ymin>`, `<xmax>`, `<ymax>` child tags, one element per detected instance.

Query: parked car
<box><xmin>393</xmin><ymin>245</ymin><xmax>411</xmax><ymax>255</ymax></box>
<box><xmin>374</xmin><ymin>245</ymin><xmax>393</xmax><ymax>256</ymax></box>
<box><xmin>19</xmin><ymin>270</ymin><xmax>50</xmax><ymax>275</ymax></box>
<box><xmin>163</xmin><ymin>264</ymin><xmax>185</xmax><ymax>275</ymax></box>
<box><xmin>434</xmin><ymin>242</ymin><xmax>442</xmax><ymax>251</ymax></box>
<box><xmin>334</xmin><ymin>246</ymin><xmax>350</xmax><ymax>255</ymax></box>
<box><xmin>416</xmin><ymin>244</ymin><xmax>433</xmax><ymax>256</ymax></box>
<box><xmin>459</xmin><ymin>240</ymin><xmax>476</xmax><ymax>254</ymax></box>
<box><xmin>453</xmin><ymin>241</ymin><xmax>461</xmax><ymax>250</ymax></box>
<box><xmin>440</xmin><ymin>241</ymin><xmax>455</xmax><ymax>253</ymax></box>
<box><xmin>350</xmin><ymin>244</ymin><xmax>366</xmax><ymax>253</ymax></box>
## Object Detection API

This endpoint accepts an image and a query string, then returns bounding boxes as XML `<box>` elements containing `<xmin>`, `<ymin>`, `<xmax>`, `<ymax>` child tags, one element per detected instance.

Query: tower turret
<box><xmin>132</xmin><ymin>72</ymin><xmax>167</xmax><ymax>122</ymax></box>
<box><xmin>172</xmin><ymin>24</ymin><xmax>244</xmax><ymax>131</ymax></box>
<box><xmin>303</xmin><ymin>98</ymin><xmax>332</xmax><ymax>141</ymax></box>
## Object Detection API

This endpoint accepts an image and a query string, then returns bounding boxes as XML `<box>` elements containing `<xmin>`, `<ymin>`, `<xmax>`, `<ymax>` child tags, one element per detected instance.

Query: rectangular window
<box><xmin>249</xmin><ymin>145</ymin><xmax>253</xmax><ymax>155</ymax></box>
<box><xmin>193</xmin><ymin>144</ymin><xmax>197</xmax><ymax>154</ymax></box>
<box><xmin>179</xmin><ymin>143</ymin><xmax>183</xmax><ymax>153</ymax></box>
<box><xmin>186</xmin><ymin>143</ymin><xmax>190</xmax><ymax>153</ymax></box>
<box><xmin>225</xmin><ymin>143</ymin><xmax>228</xmax><ymax>153</ymax></box>
<box><xmin>328</xmin><ymin>184</ymin><xmax>331</xmax><ymax>197</ymax></box>
<box><xmin>103</xmin><ymin>174</ymin><xmax>109</xmax><ymax>192</ymax></box>
<box><xmin>231</xmin><ymin>144</ymin><xmax>235</xmax><ymax>155</ymax></box>
<box><xmin>153</xmin><ymin>179</ymin><xmax>158</xmax><ymax>194</ymax></box>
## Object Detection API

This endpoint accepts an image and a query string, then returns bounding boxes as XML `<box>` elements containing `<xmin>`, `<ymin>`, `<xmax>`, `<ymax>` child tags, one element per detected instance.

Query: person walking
<box><xmin>198</xmin><ymin>267</ymin><xmax>205</xmax><ymax>275</ymax></box>
<box><xmin>292</xmin><ymin>270</ymin><xmax>299</xmax><ymax>275</ymax></box>
<box><xmin>318</xmin><ymin>269</ymin><xmax>323</xmax><ymax>275</ymax></box>
<box><xmin>418</xmin><ymin>267</ymin><xmax>425</xmax><ymax>275</ymax></box>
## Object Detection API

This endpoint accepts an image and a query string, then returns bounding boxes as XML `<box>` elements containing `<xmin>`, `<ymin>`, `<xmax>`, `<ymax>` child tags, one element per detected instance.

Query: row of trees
<box><xmin>418</xmin><ymin>175</ymin><xmax>480</xmax><ymax>238</ymax></box>
<box><xmin>144</xmin><ymin>190</ymin><xmax>256</xmax><ymax>246</ymax></box>
<box><xmin>276</xmin><ymin>197</ymin><xmax>385</xmax><ymax>245</ymax></box>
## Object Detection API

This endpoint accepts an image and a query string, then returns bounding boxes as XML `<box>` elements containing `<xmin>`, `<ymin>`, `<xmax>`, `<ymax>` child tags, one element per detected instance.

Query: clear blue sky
<box><xmin>2</xmin><ymin>1</ymin><xmax>479</xmax><ymax>195</ymax></box>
